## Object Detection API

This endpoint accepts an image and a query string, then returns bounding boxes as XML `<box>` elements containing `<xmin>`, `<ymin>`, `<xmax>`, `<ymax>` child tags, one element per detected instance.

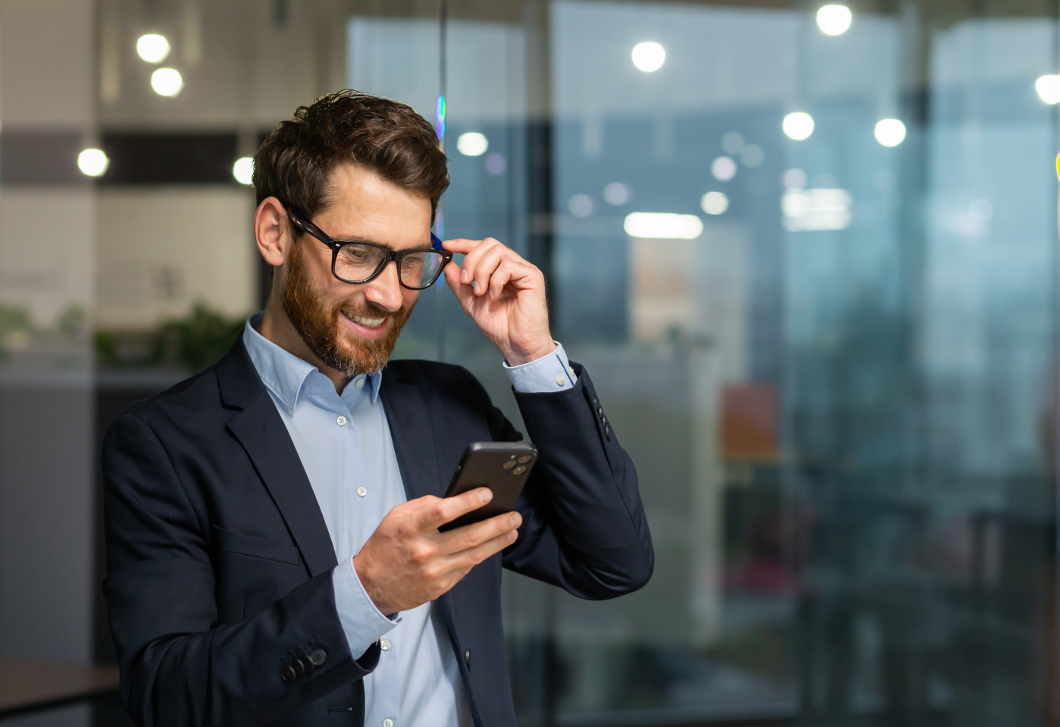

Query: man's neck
<box><xmin>257</xmin><ymin>299</ymin><xmax>352</xmax><ymax>394</ymax></box>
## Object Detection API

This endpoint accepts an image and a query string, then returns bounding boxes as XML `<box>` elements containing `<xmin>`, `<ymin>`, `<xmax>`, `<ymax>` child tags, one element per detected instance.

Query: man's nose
<box><xmin>363</xmin><ymin>261</ymin><xmax>405</xmax><ymax>312</ymax></box>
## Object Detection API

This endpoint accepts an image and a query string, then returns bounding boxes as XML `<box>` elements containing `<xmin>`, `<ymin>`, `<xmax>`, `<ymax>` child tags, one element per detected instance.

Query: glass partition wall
<box><xmin>1</xmin><ymin>1</ymin><xmax>1059</xmax><ymax>726</ymax></box>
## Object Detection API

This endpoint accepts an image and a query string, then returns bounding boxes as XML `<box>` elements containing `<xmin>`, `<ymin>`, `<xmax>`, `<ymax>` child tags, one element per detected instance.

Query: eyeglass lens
<box><xmin>334</xmin><ymin>244</ymin><xmax>446</xmax><ymax>288</ymax></box>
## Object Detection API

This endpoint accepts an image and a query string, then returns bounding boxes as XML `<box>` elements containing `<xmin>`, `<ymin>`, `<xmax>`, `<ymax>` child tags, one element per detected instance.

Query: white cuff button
<box><xmin>556</xmin><ymin>375</ymin><xmax>566</xmax><ymax>387</ymax></box>
<box><xmin>383</xmin><ymin>719</ymin><xmax>394</xmax><ymax>727</ymax></box>
<box><xmin>356</xmin><ymin>486</ymin><xmax>367</xmax><ymax>497</ymax></box>
<box><xmin>380</xmin><ymin>639</ymin><xmax>391</xmax><ymax>651</ymax></box>
<box><xmin>336</xmin><ymin>415</ymin><xmax>348</xmax><ymax>426</ymax></box>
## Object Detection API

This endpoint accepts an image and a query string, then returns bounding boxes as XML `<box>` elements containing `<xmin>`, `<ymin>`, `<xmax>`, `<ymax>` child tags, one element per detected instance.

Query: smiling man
<box><xmin>101</xmin><ymin>90</ymin><xmax>653</xmax><ymax>727</ymax></box>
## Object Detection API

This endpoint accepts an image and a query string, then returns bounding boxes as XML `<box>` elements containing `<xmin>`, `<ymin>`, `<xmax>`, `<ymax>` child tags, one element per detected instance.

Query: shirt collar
<box><xmin>243</xmin><ymin>313</ymin><xmax>383</xmax><ymax>411</ymax></box>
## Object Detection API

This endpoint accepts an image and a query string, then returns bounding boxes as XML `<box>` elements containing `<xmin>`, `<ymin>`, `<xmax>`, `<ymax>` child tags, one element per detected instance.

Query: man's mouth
<box><xmin>341</xmin><ymin>310</ymin><xmax>386</xmax><ymax>329</ymax></box>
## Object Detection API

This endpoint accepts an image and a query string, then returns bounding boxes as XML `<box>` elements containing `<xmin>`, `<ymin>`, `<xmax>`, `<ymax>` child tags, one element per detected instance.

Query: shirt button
<box><xmin>383</xmin><ymin>719</ymin><xmax>394</xmax><ymax>727</ymax></box>
<box><xmin>355</xmin><ymin>378</ymin><xmax>365</xmax><ymax>388</ymax></box>
<box><xmin>336</xmin><ymin>415</ymin><xmax>348</xmax><ymax>426</ymax></box>
<box><xmin>356</xmin><ymin>486</ymin><xmax>367</xmax><ymax>497</ymax></box>
<box><xmin>556</xmin><ymin>375</ymin><xmax>566</xmax><ymax>387</ymax></box>
<box><xmin>380</xmin><ymin>639</ymin><xmax>391</xmax><ymax>651</ymax></box>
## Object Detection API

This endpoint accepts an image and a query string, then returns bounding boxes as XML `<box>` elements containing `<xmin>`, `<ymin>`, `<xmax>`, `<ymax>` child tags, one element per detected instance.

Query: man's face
<box><xmin>280</xmin><ymin>163</ymin><xmax>433</xmax><ymax>377</ymax></box>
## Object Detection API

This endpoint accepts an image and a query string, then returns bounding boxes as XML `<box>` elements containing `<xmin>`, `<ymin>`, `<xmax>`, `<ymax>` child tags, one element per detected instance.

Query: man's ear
<box><xmin>255</xmin><ymin>197</ymin><xmax>290</xmax><ymax>268</ymax></box>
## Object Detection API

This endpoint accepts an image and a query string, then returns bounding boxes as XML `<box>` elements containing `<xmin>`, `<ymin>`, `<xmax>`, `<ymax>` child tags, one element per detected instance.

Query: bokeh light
<box><xmin>232</xmin><ymin>157</ymin><xmax>254</xmax><ymax>185</ymax></box>
<box><xmin>632</xmin><ymin>42</ymin><xmax>666</xmax><ymax>72</ymax></box>
<box><xmin>604</xmin><ymin>182</ymin><xmax>632</xmax><ymax>205</ymax></box>
<box><xmin>817</xmin><ymin>5</ymin><xmax>852</xmax><ymax>36</ymax></box>
<box><xmin>711</xmin><ymin>156</ymin><xmax>737</xmax><ymax>181</ymax></box>
<box><xmin>1036</xmin><ymin>74</ymin><xmax>1060</xmax><ymax>104</ymax></box>
<box><xmin>457</xmin><ymin>132</ymin><xmax>488</xmax><ymax>156</ymax></box>
<box><xmin>569</xmin><ymin>194</ymin><xmax>594</xmax><ymax>217</ymax></box>
<box><xmin>874</xmin><ymin>118</ymin><xmax>906</xmax><ymax>147</ymax></box>
<box><xmin>783</xmin><ymin>112</ymin><xmax>815</xmax><ymax>140</ymax></box>
<box><xmin>77</xmin><ymin>148</ymin><xmax>109</xmax><ymax>177</ymax></box>
<box><xmin>624</xmin><ymin>212</ymin><xmax>703</xmax><ymax>239</ymax></box>
<box><xmin>150</xmin><ymin>68</ymin><xmax>183</xmax><ymax>97</ymax></box>
<box><xmin>136</xmin><ymin>34</ymin><xmax>171</xmax><ymax>63</ymax></box>
<box><xmin>701</xmin><ymin>192</ymin><xmax>729</xmax><ymax>215</ymax></box>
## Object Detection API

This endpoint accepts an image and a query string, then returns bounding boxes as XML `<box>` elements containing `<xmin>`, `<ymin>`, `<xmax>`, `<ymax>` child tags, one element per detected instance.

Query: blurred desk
<box><xmin>0</xmin><ymin>658</ymin><xmax>120</xmax><ymax>719</ymax></box>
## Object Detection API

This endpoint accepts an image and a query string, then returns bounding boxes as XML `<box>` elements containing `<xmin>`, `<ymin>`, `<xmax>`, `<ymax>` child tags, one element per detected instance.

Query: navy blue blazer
<box><xmin>102</xmin><ymin>336</ymin><xmax>653</xmax><ymax>727</ymax></box>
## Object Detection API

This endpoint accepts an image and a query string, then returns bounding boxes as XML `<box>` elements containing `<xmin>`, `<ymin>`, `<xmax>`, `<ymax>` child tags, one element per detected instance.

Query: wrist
<box><xmin>352</xmin><ymin>554</ymin><xmax>392</xmax><ymax>615</ymax></box>
<box><xmin>504</xmin><ymin>339</ymin><xmax>556</xmax><ymax>367</ymax></box>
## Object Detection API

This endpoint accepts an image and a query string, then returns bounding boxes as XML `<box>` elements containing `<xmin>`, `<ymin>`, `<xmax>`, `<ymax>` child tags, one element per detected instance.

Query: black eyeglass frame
<box><xmin>287</xmin><ymin>208</ymin><xmax>453</xmax><ymax>290</ymax></box>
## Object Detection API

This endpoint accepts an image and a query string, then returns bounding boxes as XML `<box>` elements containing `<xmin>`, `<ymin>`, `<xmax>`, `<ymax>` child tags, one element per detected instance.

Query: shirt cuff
<box><xmin>503</xmin><ymin>342</ymin><xmax>578</xmax><ymax>393</ymax></box>
<box><xmin>332</xmin><ymin>556</ymin><xmax>399</xmax><ymax>658</ymax></box>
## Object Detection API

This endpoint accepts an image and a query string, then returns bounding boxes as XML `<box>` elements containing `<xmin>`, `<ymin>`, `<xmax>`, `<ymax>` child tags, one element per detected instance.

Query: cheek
<box><xmin>403</xmin><ymin>289</ymin><xmax>420</xmax><ymax>310</ymax></box>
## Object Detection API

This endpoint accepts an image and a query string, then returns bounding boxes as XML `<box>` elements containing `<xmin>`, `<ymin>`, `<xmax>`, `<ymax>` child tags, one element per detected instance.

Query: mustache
<box><xmin>335</xmin><ymin>300</ymin><xmax>401</xmax><ymax>319</ymax></box>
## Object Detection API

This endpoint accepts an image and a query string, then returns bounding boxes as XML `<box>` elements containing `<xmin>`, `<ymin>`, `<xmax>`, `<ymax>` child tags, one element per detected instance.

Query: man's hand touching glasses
<box><xmin>441</xmin><ymin>238</ymin><xmax>555</xmax><ymax>366</ymax></box>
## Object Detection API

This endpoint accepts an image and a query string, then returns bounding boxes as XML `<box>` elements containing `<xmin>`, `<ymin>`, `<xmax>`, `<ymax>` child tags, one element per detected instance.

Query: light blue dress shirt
<box><xmin>242</xmin><ymin>313</ymin><xmax>575</xmax><ymax>727</ymax></box>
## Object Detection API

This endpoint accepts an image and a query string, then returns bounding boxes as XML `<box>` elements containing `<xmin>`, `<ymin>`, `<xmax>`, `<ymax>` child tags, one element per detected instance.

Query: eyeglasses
<box><xmin>287</xmin><ymin>208</ymin><xmax>453</xmax><ymax>290</ymax></box>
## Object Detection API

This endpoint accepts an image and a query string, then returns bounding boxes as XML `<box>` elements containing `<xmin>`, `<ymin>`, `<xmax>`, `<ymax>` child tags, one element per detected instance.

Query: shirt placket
<box><xmin>342</xmin><ymin>383</ymin><xmax>402</xmax><ymax>727</ymax></box>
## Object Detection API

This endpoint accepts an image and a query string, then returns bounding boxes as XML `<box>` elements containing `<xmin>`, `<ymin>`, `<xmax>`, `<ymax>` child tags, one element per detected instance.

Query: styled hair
<box><xmin>253</xmin><ymin>89</ymin><xmax>449</xmax><ymax>224</ymax></box>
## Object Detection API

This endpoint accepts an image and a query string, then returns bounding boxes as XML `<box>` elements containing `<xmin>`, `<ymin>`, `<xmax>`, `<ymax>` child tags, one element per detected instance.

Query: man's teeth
<box><xmin>343</xmin><ymin>311</ymin><xmax>385</xmax><ymax>328</ymax></box>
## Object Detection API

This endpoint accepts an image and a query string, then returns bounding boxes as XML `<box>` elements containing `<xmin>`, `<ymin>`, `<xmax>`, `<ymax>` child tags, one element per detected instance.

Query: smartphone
<box><xmin>439</xmin><ymin>442</ymin><xmax>538</xmax><ymax>532</ymax></box>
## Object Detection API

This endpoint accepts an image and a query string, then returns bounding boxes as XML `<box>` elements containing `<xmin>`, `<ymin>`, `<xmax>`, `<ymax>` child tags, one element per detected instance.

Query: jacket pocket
<box><xmin>213</xmin><ymin>525</ymin><xmax>302</xmax><ymax>566</ymax></box>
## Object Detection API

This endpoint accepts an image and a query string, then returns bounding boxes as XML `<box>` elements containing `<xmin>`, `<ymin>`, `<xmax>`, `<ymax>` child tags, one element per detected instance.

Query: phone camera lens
<box><xmin>512</xmin><ymin>466</ymin><xmax>527</xmax><ymax>475</ymax></box>
<box><xmin>503</xmin><ymin>460</ymin><xmax>517</xmax><ymax>470</ymax></box>
<box><xmin>517</xmin><ymin>455</ymin><xmax>532</xmax><ymax>464</ymax></box>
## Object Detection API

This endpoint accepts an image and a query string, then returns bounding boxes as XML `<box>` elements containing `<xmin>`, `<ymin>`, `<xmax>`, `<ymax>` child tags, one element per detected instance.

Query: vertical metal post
<box><xmin>436</xmin><ymin>0</ymin><xmax>448</xmax><ymax>363</ymax></box>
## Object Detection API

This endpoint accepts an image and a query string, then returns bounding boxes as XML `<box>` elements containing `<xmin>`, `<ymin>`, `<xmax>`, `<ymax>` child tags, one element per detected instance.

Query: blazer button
<box><xmin>604</xmin><ymin>424</ymin><xmax>612</xmax><ymax>441</ymax></box>
<box><xmin>308</xmin><ymin>649</ymin><xmax>327</xmax><ymax>667</ymax></box>
<box><xmin>464</xmin><ymin>648</ymin><xmax>471</xmax><ymax>670</ymax></box>
<box><xmin>282</xmin><ymin>665</ymin><xmax>297</xmax><ymax>683</ymax></box>
<box><xmin>292</xmin><ymin>658</ymin><xmax>306</xmax><ymax>677</ymax></box>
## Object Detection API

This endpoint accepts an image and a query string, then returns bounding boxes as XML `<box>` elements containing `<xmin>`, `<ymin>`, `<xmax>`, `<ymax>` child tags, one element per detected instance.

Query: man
<box><xmin>102</xmin><ymin>90</ymin><xmax>653</xmax><ymax>727</ymax></box>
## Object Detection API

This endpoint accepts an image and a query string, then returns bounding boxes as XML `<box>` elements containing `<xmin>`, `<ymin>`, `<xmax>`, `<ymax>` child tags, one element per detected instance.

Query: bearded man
<box><xmin>101</xmin><ymin>90</ymin><xmax>653</xmax><ymax>727</ymax></box>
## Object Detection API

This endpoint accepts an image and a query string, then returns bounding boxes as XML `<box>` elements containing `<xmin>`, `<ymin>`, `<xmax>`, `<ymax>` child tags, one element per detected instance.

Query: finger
<box><xmin>441</xmin><ymin>238</ymin><xmax>486</xmax><ymax>256</ymax></box>
<box><xmin>414</xmin><ymin>487</ymin><xmax>493</xmax><ymax>531</ymax></box>
<box><xmin>470</xmin><ymin>247</ymin><xmax>506</xmax><ymax>297</ymax></box>
<box><xmin>487</xmin><ymin>259</ymin><xmax>538</xmax><ymax>298</ymax></box>
<box><xmin>443</xmin><ymin>262</ymin><xmax>478</xmax><ymax>314</ymax></box>
<box><xmin>438</xmin><ymin>510</ymin><xmax>522</xmax><ymax>556</ymax></box>
<box><xmin>445</xmin><ymin>528</ymin><xmax>520</xmax><ymax>572</ymax></box>
<box><xmin>459</xmin><ymin>238</ymin><xmax>502</xmax><ymax>286</ymax></box>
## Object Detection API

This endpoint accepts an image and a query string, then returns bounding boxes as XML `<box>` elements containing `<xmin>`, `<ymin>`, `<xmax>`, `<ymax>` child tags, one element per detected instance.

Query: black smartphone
<box><xmin>439</xmin><ymin>442</ymin><xmax>538</xmax><ymax>531</ymax></box>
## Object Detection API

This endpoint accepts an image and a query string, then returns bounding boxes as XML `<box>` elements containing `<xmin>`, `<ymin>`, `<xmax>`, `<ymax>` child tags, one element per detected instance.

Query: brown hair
<box><xmin>253</xmin><ymin>89</ymin><xmax>449</xmax><ymax>224</ymax></box>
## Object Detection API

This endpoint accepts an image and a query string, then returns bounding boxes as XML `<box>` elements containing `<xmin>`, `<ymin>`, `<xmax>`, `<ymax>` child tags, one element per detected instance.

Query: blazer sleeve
<box><xmin>465</xmin><ymin>361</ymin><xmax>654</xmax><ymax>599</ymax></box>
<box><xmin>101</xmin><ymin>411</ymin><xmax>380</xmax><ymax>727</ymax></box>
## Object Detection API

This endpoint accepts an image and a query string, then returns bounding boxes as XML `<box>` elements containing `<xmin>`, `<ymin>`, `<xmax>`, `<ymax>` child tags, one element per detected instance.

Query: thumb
<box><xmin>444</xmin><ymin>263</ymin><xmax>475</xmax><ymax>310</ymax></box>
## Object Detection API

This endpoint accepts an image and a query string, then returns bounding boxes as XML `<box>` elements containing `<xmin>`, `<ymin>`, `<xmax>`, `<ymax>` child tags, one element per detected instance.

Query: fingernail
<box><xmin>489</xmin><ymin>290</ymin><xmax>496</xmax><ymax>300</ymax></box>
<box><xmin>478</xmin><ymin>488</ymin><xmax>491</xmax><ymax>503</ymax></box>
<box><xmin>461</xmin><ymin>270</ymin><xmax>470</xmax><ymax>284</ymax></box>
<box><xmin>510</xmin><ymin>513</ymin><xmax>520</xmax><ymax>527</ymax></box>
<box><xmin>507</xmin><ymin>530</ymin><xmax>517</xmax><ymax>542</ymax></box>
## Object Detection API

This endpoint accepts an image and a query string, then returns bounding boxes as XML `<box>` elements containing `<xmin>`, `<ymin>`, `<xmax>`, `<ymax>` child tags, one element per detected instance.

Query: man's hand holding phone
<box><xmin>352</xmin><ymin>488</ymin><xmax>521</xmax><ymax>615</ymax></box>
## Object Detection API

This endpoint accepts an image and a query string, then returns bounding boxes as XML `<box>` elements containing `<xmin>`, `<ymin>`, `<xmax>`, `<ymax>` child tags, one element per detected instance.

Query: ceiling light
<box><xmin>624</xmin><ymin>212</ymin><xmax>703</xmax><ymax>239</ymax></box>
<box><xmin>456</xmin><ymin>132</ymin><xmax>488</xmax><ymax>156</ymax></box>
<box><xmin>77</xmin><ymin>148</ymin><xmax>109</xmax><ymax>177</ymax></box>
<box><xmin>151</xmin><ymin>68</ymin><xmax>183</xmax><ymax>97</ymax></box>
<box><xmin>817</xmin><ymin>5</ymin><xmax>852</xmax><ymax>36</ymax></box>
<box><xmin>1036</xmin><ymin>75</ymin><xmax>1060</xmax><ymax>104</ymax></box>
<box><xmin>711</xmin><ymin>156</ymin><xmax>737</xmax><ymax>181</ymax></box>
<box><xmin>701</xmin><ymin>192</ymin><xmax>729</xmax><ymax>215</ymax></box>
<box><xmin>783</xmin><ymin>112</ymin><xmax>815</xmax><ymax>141</ymax></box>
<box><xmin>874</xmin><ymin>118</ymin><xmax>906</xmax><ymax>147</ymax></box>
<box><xmin>632</xmin><ymin>42</ymin><xmax>665</xmax><ymax>73</ymax></box>
<box><xmin>136</xmin><ymin>33</ymin><xmax>171</xmax><ymax>63</ymax></box>
<box><xmin>233</xmin><ymin>157</ymin><xmax>254</xmax><ymax>185</ymax></box>
<box><xmin>603</xmin><ymin>182</ymin><xmax>632</xmax><ymax>205</ymax></box>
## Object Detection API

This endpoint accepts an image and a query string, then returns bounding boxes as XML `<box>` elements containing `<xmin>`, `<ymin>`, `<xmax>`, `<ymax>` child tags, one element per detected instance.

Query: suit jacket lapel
<box><xmin>216</xmin><ymin>338</ymin><xmax>338</xmax><ymax>578</ymax></box>
<box><xmin>379</xmin><ymin>365</ymin><xmax>443</xmax><ymax>503</ymax></box>
<box><xmin>378</xmin><ymin>365</ymin><xmax>460</xmax><ymax>647</ymax></box>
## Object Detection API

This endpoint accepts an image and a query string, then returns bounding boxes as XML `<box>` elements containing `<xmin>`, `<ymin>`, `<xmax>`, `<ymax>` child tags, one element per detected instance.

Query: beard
<box><xmin>281</xmin><ymin>240</ymin><xmax>415</xmax><ymax>377</ymax></box>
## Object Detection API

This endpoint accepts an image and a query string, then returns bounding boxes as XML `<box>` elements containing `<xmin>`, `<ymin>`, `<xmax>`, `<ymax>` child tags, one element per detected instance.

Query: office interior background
<box><xmin>2</xmin><ymin>0</ymin><xmax>1060</xmax><ymax>725</ymax></box>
